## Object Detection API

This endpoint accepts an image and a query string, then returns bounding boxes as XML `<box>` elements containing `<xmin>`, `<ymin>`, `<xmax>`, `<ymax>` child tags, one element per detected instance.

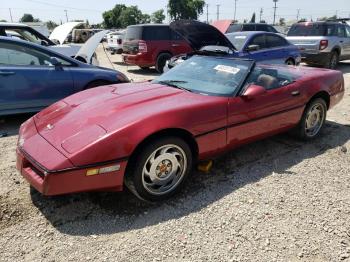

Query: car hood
<box><xmin>170</xmin><ymin>20</ymin><xmax>236</xmax><ymax>51</ymax></box>
<box><xmin>33</xmin><ymin>83</ymin><xmax>185</xmax><ymax>156</ymax></box>
<box><xmin>75</xmin><ymin>30</ymin><xmax>108</xmax><ymax>63</ymax></box>
<box><xmin>49</xmin><ymin>22</ymin><xmax>84</xmax><ymax>45</ymax></box>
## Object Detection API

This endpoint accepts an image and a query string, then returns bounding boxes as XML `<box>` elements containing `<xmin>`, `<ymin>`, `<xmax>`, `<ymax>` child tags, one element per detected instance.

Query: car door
<box><xmin>240</xmin><ymin>34</ymin><xmax>269</xmax><ymax>61</ymax></box>
<box><xmin>0</xmin><ymin>40</ymin><xmax>73</xmax><ymax>113</ymax></box>
<box><xmin>264</xmin><ymin>34</ymin><xmax>292</xmax><ymax>64</ymax></box>
<box><xmin>339</xmin><ymin>24</ymin><xmax>350</xmax><ymax>57</ymax></box>
<box><xmin>226</xmin><ymin>67</ymin><xmax>304</xmax><ymax>147</ymax></box>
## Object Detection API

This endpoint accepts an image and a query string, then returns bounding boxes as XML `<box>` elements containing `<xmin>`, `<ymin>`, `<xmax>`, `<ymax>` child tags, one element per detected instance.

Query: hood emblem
<box><xmin>46</xmin><ymin>124</ymin><xmax>54</xmax><ymax>130</ymax></box>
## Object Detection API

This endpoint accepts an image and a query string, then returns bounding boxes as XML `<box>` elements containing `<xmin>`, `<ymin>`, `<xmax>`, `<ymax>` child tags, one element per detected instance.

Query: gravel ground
<box><xmin>0</xmin><ymin>45</ymin><xmax>350</xmax><ymax>262</ymax></box>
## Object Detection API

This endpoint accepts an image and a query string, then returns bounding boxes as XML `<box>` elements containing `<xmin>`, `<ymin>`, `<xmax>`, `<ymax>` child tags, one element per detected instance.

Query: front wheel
<box><xmin>296</xmin><ymin>98</ymin><xmax>327</xmax><ymax>140</ymax></box>
<box><xmin>125</xmin><ymin>137</ymin><xmax>193</xmax><ymax>202</ymax></box>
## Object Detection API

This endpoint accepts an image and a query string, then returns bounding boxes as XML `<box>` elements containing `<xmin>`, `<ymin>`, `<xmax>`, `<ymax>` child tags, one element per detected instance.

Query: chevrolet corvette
<box><xmin>16</xmin><ymin>56</ymin><xmax>344</xmax><ymax>201</ymax></box>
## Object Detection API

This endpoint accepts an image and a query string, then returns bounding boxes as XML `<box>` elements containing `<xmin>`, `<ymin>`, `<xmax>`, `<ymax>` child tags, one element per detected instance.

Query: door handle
<box><xmin>0</xmin><ymin>71</ymin><xmax>15</xmax><ymax>76</ymax></box>
<box><xmin>291</xmin><ymin>90</ymin><xmax>300</xmax><ymax>96</ymax></box>
<box><xmin>172</xmin><ymin>44</ymin><xmax>180</xmax><ymax>47</ymax></box>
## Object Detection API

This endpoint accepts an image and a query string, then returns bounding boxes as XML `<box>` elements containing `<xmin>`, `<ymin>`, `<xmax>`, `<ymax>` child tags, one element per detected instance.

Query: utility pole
<box><xmin>234</xmin><ymin>0</ymin><xmax>238</xmax><ymax>21</ymax></box>
<box><xmin>259</xmin><ymin>8</ymin><xmax>263</xmax><ymax>22</ymax></box>
<box><xmin>273</xmin><ymin>0</ymin><xmax>278</xmax><ymax>25</ymax></box>
<box><xmin>9</xmin><ymin>8</ymin><xmax>13</xmax><ymax>22</ymax></box>
<box><xmin>206</xmin><ymin>4</ymin><xmax>209</xmax><ymax>23</ymax></box>
<box><xmin>64</xmin><ymin>9</ymin><xmax>68</xmax><ymax>22</ymax></box>
<box><xmin>335</xmin><ymin>10</ymin><xmax>338</xmax><ymax>18</ymax></box>
<box><xmin>297</xmin><ymin>9</ymin><xmax>300</xmax><ymax>21</ymax></box>
<box><xmin>216</xmin><ymin>4</ymin><xmax>220</xmax><ymax>21</ymax></box>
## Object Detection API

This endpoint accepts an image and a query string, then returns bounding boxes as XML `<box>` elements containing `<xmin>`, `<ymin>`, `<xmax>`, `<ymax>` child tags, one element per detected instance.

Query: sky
<box><xmin>1</xmin><ymin>0</ymin><xmax>350</xmax><ymax>25</ymax></box>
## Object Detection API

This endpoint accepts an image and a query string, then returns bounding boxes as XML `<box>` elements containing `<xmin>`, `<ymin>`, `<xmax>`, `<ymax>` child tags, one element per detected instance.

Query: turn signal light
<box><xmin>86</xmin><ymin>164</ymin><xmax>120</xmax><ymax>176</ymax></box>
<box><xmin>138</xmin><ymin>40</ymin><xmax>148</xmax><ymax>53</ymax></box>
<box><xmin>319</xmin><ymin>40</ymin><xmax>328</xmax><ymax>50</ymax></box>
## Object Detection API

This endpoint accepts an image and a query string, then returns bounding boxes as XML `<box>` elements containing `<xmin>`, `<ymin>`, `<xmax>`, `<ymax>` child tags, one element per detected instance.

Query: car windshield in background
<box><xmin>225</xmin><ymin>34</ymin><xmax>247</xmax><ymax>50</ymax></box>
<box><xmin>152</xmin><ymin>56</ymin><xmax>254</xmax><ymax>96</ymax></box>
<box><xmin>125</xmin><ymin>26</ymin><xmax>142</xmax><ymax>41</ymax></box>
<box><xmin>287</xmin><ymin>23</ymin><xmax>327</xmax><ymax>36</ymax></box>
<box><xmin>226</xmin><ymin>24</ymin><xmax>242</xmax><ymax>33</ymax></box>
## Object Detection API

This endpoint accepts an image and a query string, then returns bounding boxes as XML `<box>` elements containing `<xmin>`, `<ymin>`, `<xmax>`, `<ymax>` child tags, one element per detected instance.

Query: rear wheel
<box><xmin>125</xmin><ymin>137</ymin><xmax>193</xmax><ymax>202</ymax></box>
<box><xmin>326</xmin><ymin>51</ymin><xmax>339</xmax><ymax>69</ymax></box>
<box><xmin>155</xmin><ymin>53</ymin><xmax>172</xmax><ymax>73</ymax></box>
<box><xmin>285</xmin><ymin>58</ymin><xmax>295</xmax><ymax>66</ymax></box>
<box><xmin>295</xmin><ymin>98</ymin><xmax>327</xmax><ymax>140</ymax></box>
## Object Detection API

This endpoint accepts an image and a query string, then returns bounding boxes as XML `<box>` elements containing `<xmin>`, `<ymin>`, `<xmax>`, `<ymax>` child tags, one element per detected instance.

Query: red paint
<box><xmin>211</xmin><ymin>20</ymin><xmax>233</xmax><ymax>34</ymax></box>
<box><xmin>16</xmin><ymin>66</ymin><xmax>344</xmax><ymax>196</ymax></box>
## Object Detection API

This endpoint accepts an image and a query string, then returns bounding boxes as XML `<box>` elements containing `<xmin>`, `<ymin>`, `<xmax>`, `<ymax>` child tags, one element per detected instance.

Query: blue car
<box><xmin>0</xmin><ymin>37</ymin><xmax>129</xmax><ymax>116</ymax></box>
<box><xmin>165</xmin><ymin>20</ymin><xmax>301</xmax><ymax>71</ymax></box>
<box><xmin>225</xmin><ymin>31</ymin><xmax>301</xmax><ymax>65</ymax></box>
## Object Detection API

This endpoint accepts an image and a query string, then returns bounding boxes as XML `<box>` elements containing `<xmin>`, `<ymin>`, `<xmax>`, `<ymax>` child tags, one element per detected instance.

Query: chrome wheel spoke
<box><xmin>141</xmin><ymin>144</ymin><xmax>187</xmax><ymax>196</ymax></box>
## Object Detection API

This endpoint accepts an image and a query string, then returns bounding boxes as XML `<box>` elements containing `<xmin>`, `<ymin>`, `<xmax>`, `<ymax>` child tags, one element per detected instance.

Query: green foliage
<box><xmin>279</xmin><ymin>17</ymin><xmax>286</xmax><ymax>26</ymax></box>
<box><xmin>250</xmin><ymin>12</ymin><xmax>256</xmax><ymax>23</ymax></box>
<box><xmin>151</xmin><ymin>9</ymin><xmax>166</xmax><ymax>23</ymax></box>
<box><xmin>102</xmin><ymin>4</ymin><xmax>152</xmax><ymax>28</ymax></box>
<box><xmin>168</xmin><ymin>0</ymin><xmax>205</xmax><ymax>20</ymax></box>
<box><xmin>20</xmin><ymin>13</ymin><xmax>40</xmax><ymax>23</ymax></box>
<box><xmin>46</xmin><ymin>20</ymin><xmax>58</xmax><ymax>30</ymax></box>
<box><xmin>102</xmin><ymin>4</ymin><xmax>127</xmax><ymax>28</ymax></box>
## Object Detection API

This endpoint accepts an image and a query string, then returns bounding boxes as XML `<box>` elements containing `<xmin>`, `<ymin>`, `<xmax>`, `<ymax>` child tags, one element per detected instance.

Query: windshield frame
<box><xmin>152</xmin><ymin>56</ymin><xmax>255</xmax><ymax>97</ymax></box>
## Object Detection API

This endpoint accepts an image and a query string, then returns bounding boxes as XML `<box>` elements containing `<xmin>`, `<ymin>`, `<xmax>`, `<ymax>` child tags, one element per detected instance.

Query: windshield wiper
<box><xmin>157</xmin><ymin>80</ymin><xmax>192</xmax><ymax>92</ymax></box>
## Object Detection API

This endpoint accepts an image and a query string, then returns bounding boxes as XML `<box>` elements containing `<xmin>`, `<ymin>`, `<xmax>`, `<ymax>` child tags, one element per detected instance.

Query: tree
<box><xmin>46</xmin><ymin>20</ymin><xmax>58</xmax><ymax>31</ymax></box>
<box><xmin>118</xmin><ymin>6</ymin><xmax>144</xmax><ymax>27</ymax></box>
<box><xmin>0</xmin><ymin>19</ymin><xmax>7</xmax><ymax>22</ymax></box>
<box><xmin>168</xmin><ymin>0</ymin><xmax>205</xmax><ymax>20</ymax></box>
<box><xmin>151</xmin><ymin>9</ymin><xmax>166</xmax><ymax>23</ymax></box>
<box><xmin>20</xmin><ymin>14</ymin><xmax>35</xmax><ymax>22</ymax></box>
<box><xmin>279</xmin><ymin>17</ymin><xmax>286</xmax><ymax>26</ymax></box>
<box><xmin>250</xmin><ymin>12</ymin><xmax>256</xmax><ymax>23</ymax></box>
<box><xmin>102</xmin><ymin>4</ymin><xmax>127</xmax><ymax>28</ymax></box>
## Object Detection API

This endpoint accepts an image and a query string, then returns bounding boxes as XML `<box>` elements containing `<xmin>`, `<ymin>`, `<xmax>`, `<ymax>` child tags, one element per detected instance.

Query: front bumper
<box><xmin>301</xmin><ymin>52</ymin><xmax>331</xmax><ymax>65</ymax></box>
<box><xmin>17</xmin><ymin>148</ymin><xmax>127</xmax><ymax>196</ymax></box>
<box><xmin>16</xmin><ymin>121</ymin><xmax>127</xmax><ymax>196</ymax></box>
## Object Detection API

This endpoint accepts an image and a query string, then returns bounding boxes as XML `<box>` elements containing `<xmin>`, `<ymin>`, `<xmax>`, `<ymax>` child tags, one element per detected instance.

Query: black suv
<box><xmin>226</xmin><ymin>23</ymin><xmax>278</xmax><ymax>34</ymax></box>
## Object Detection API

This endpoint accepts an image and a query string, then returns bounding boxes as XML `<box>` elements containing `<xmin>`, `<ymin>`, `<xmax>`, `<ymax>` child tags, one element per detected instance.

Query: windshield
<box><xmin>152</xmin><ymin>56</ymin><xmax>254</xmax><ymax>96</ymax></box>
<box><xmin>225</xmin><ymin>34</ymin><xmax>247</xmax><ymax>50</ymax></box>
<box><xmin>125</xmin><ymin>26</ymin><xmax>142</xmax><ymax>41</ymax></box>
<box><xmin>226</xmin><ymin>24</ymin><xmax>242</xmax><ymax>33</ymax></box>
<box><xmin>287</xmin><ymin>23</ymin><xmax>327</xmax><ymax>36</ymax></box>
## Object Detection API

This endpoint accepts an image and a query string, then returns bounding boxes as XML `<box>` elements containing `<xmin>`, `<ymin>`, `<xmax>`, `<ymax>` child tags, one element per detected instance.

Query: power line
<box><xmin>234</xmin><ymin>0</ymin><xmax>238</xmax><ymax>21</ymax></box>
<box><xmin>9</xmin><ymin>8</ymin><xmax>13</xmax><ymax>22</ymax></box>
<box><xmin>206</xmin><ymin>4</ymin><xmax>209</xmax><ymax>23</ymax></box>
<box><xmin>64</xmin><ymin>9</ymin><xmax>68</xmax><ymax>22</ymax></box>
<box><xmin>273</xmin><ymin>0</ymin><xmax>278</xmax><ymax>25</ymax></box>
<box><xmin>216</xmin><ymin>4</ymin><xmax>220</xmax><ymax>21</ymax></box>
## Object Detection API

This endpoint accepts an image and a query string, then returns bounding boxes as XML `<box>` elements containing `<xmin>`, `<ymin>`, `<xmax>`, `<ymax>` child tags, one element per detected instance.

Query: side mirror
<box><xmin>41</xmin><ymin>40</ymin><xmax>49</xmax><ymax>46</ymax></box>
<box><xmin>246</xmin><ymin>44</ymin><xmax>260</xmax><ymax>52</ymax></box>
<box><xmin>50</xmin><ymin>57</ymin><xmax>62</xmax><ymax>69</ymax></box>
<box><xmin>241</xmin><ymin>84</ymin><xmax>266</xmax><ymax>100</ymax></box>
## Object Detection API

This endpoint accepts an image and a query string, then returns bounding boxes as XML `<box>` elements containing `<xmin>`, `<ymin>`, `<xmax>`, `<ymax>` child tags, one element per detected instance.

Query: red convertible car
<box><xmin>16</xmin><ymin>56</ymin><xmax>344</xmax><ymax>201</ymax></box>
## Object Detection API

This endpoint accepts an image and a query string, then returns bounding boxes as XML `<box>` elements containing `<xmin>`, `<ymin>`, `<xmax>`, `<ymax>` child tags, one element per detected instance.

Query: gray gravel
<box><xmin>0</xmin><ymin>45</ymin><xmax>350</xmax><ymax>262</ymax></box>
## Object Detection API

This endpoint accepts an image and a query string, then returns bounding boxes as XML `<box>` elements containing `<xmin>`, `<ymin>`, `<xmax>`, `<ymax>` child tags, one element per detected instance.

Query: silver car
<box><xmin>286</xmin><ymin>21</ymin><xmax>350</xmax><ymax>69</ymax></box>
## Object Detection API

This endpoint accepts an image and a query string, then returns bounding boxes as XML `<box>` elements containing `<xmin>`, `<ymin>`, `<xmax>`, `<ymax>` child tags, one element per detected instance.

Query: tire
<box><xmin>295</xmin><ymin>98</ymin><xmax>327</xmax><ymax>140</ymax></box>
<box><xmin>84</xmin><ymin>80</ymin><xmax>111</xmax><ymax>89</ymax></box>
<box><xmin>285</xmin><ymin>58</ymin><xmax>295</xmax><ymax>66</ymax></box>
<box><xmin>125</xmin><ymin>137</ymin><xmax>193</xmax><ymax>202</ymax></box>
<box><xmin>326</xmin><ymin>51</ymin><xmax>339</xmax><ymax>69</ymax></box>
<box><xmin>155</xmin><ymin>53</ymin><xmax>172</xmax><ymax>73</ymax></box>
